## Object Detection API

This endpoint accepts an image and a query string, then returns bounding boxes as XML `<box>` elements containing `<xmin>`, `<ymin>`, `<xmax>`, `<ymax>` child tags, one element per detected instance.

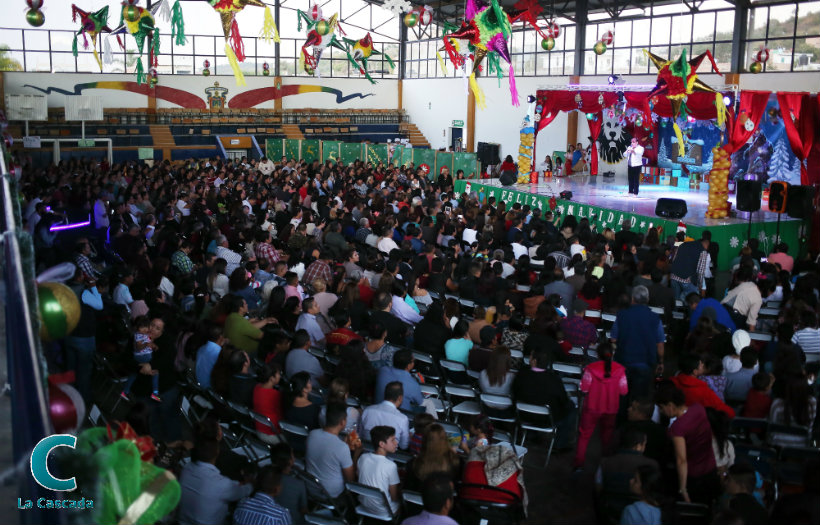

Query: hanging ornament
<box><xmin>601</xmin><ymin>30</ymin><xmax>614</xmax><ymax>46</ymax></box>
<box><xmin>541</xmin><ymin>37</ymin><xmax>555</xmax><ymax>51</ymax></box>
<box><xmin>547</xmin><ymin>20</ymin><xmax>560</xmax><ymax>38</ymax></box>
<box><xmin>382</xmin><ymin>0</ymin><xmax>412</xmax><ymax>17</ymax></box>
<box><xmin>26</xmin><ymin>0</ymin><xmax>45</xmax><ymax>26</ymax></box>
<box><xmin>148</xmin><ymin>67</ymin><xmax>158</xmax><ymax>88</ymax></box>
<box><xmin>755</xmin><ymin>48</ymin><xmax>770</xmax><ymax>63</ymax></box>
<box><xmin>635</xmin><ymin>117</ymin><xmax>642</xmax><ymax>127</ymax></box>
<box><xmin>38</xmin><ymin>282</ymin><xmax>81</xmax><ymax>342</ymax></box>
<box><xmin>749</xmin><ymin>61</ymin><xmax>762</xmax><ymax>74</ymax></box>
<box><xmin>593</xmin><ymin>41</ymin><xmax>607</xmax><ymax>55</ymax></box>
<box><xmin>262</xmin><ymin>61</ymin><xmax>270</xmax><ymax>76</ymax></box>
<box><xmin>202</xmin><ymin>59</ymin><xmax>210</xmax><ymax>76</ymax></box>
<box><xmin>315</xmin><ymin>19</ymin><xmax>332</xmax><ymax>35</ymax></box>
<box><xmin>586</xmin><ymin>113</ymin><xmax>595</xmax><ymax>120</ymax></box>
<box><xmin>403</xmin><ymin>12</ymin><xmax>419</xmax><ymax>27</ymax></box>
<box><xmin>598</xmin><ymin>93</ymin><xmax>604</xmax><ymax>106</ymax></box>
<box><xmin>123</xmin><ymin>3</ymin><xmax>141</xmax><ymax>22</ymax></box>
<box><xmin>417</xmin><ymin>5</ymin><xmax>434</xmax><ymax>26</ymax></box>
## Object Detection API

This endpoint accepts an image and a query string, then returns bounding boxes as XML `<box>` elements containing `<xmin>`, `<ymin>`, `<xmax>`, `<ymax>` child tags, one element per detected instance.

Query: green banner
<box><xmin>413</xmin><ymin>149</ymin><xmax>437</xmax><ymax>179</ymax></box>
<box><xmin>340</xmin><ymin>143</ymin><xmax>363</xmax><ymax>165</ymax></box>
<box><xmin>401</xmin><ymin>147</ymin><xmax>414</xmax><ymax>168</ymax></box>
<box><xmin>285</xmin><ymin>139</ymin><xmax>301</xmax><ymax>160</ymax></box>
<box><xmin>435</xmin><ymin>152</ymin><xmax>454</xmax><ymax>179</ymax></box>
<box><xmin>454</xmin><ymin>180</ymin><xmax>804</xmax><ymax>271</ymax></box>
<box><xmin>302</xmin><ymin>140</ymin><xmax>321</xmax><ymax>163</ymax></box>
<box><xmin>265</xmin><ymin>139</ymin><xmax>283</xmax><ymax>160</ymax></box>
<box><xmin>454</xmin><ymin>152</ymin><xmax>479</xmax><ymax>178</ymax></box>
<box><xmin>322</xmin><ymin>141</ymin><xmax>341</xmax><ymax>164</ymax></box>
<box><xmin>138</xmin><ymin>147</ymin><xmax>154</xmax><ymax>160</ymax></box>
<box><xmin>366</xmin><ymin>144</ymin><xmax>389</xmax><ymax>166</ymax></box>
<box><xmin>391</xmin><ymin>145</ymin><xmax>405</xmax><ymax>167</ymax></box>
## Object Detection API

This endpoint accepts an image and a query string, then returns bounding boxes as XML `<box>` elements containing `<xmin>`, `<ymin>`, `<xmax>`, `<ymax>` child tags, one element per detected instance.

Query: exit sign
<box><xmin>452</xmin><ymin>120</ymin><xmax>464</xmax><ymax>127</ymax></box>
<box><xmin>78</xmin><ymin>139</ymin><xmax>95</xmax><ymax>147</ymax></box>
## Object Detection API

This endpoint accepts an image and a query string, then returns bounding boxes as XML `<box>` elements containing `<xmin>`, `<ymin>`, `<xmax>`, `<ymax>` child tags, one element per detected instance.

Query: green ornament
<box><xmin>593</xmin><ymin>41</ymin><xmax>607</xmax><ymax>55</ymax></box>
<box><xmin>26</xmin><ymin>8</ymin><xmax>45</xmax><ymax>27</ymax></box>
<box><xmin>315</xmin><ymin>20</ymin><xmax>331</xmax><ymax>36</ymax></box>
<box><xmin>262</xmin><ymin>69</ymin><xmax>270</xmax><ymax>76</ymax></box>
<box><xmin>149</xmin><ymin>75</ymin><xmax>158</xmax><ymax>88</ymax></box>
<box><xmin>541</xmin><ymin>37</ymin><xmax>555</xmax><ymax>51</ymax></box>
<box><xmin>38</xmin><ymin>282</ymin><xmax>80</xmax><ymax>342</ymax></box>
<box><xmin>749</xmin><ymin>61</ymin><xmax>762</xmax><ymax>74</ymax></box>
<box><xmin>124</xmin><ymin>4</ymin><xmax>141</xmax><ymax>23</ymax></box>
<box><xmin>403</xmin><ymin>12</ymin><xmax>418</xmax><ymax>27</ymax></box>
<box><xmin>202</xmin><ymin>68</ymin><xmax>210</xmax><ymax>76</ymax></box>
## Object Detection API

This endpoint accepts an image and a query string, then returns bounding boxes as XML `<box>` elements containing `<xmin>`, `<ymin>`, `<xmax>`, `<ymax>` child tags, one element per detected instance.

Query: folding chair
<box><xmin>444</xmin><ymin>384</ymin><xmax>481</xmax><ymax>422</ymax></box>
<box><xmin>729</xmin><ymin>417</ymin><xmax>768</xmax><ymax>444</ymax></box>
<box><xmin>402</xmin><ymin>490</ymin><xmax>423</xmax><ymax>512</ymax></box>
<box><xmin>412</xmin><ymin>351</ymin><xmax>442</xmax><ymax>384</ymax></box>
<box><xmin>345</xmin><ymin>481</ymin><xmax>400</xmax><ymax>524</ymax></box>
<box><xmin>295</xmin><ymin>467</ymin><xmax>345</xmax><ymax>517</ymax></box>
<box><xmin>304</xmin><ymin>514</ymin><xmax>348</xmax><ymax>525</ymax></box>
<box><xmin>280</xmin><ymin>420</ymin><xmax>311</xmax><ymax>455</ymax></box>
<box><xmin>88</xmin><ymin>404</ymin><xmax>107</xmax><ymax>427</ymax></box>
<box><xmin>420</xmin><ymin>383</ymin><xmax>450</xmax><ymax>415</ymax></box>
<box><xmin>766</xmin><ymin>423</ymin><xmax>811</xmax><ymax>448</ymax></box>
<box><xmin>458</xmin><ymin>483</ymin><xmax>525</xmax><ymax>525</ymax></box>
<box><xmin>479</xmin><ymin>393</ymin><xmax>516</xmax><ymax>424</ymax></box>
<box><xmin>734</xmin><ymin>444</ymin><xmax>777</xmax><ymax>483</ymax></box>
<box><xmin>515</xmin><ymin>402</ymin><xmax>557</xmax><ymax>467</ymax></box>
<box><xmin>439</xmin><ymin>359</ymin><xmax>473</xmax><ymax>387</ymax></box>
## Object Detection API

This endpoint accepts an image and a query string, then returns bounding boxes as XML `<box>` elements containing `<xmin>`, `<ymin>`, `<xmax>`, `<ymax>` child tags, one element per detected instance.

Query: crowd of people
<box><xmin>18</xmin><ymin>153</ymin><xmax>820</xmax><ymax>524</ymax></box>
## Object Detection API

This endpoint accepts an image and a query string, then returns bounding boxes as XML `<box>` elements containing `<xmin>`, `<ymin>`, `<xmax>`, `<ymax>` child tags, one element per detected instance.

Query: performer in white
<box><xmin>626</xmin><ymin>137</ymin><xmax>645</xmax><ymax>197</ymax></box>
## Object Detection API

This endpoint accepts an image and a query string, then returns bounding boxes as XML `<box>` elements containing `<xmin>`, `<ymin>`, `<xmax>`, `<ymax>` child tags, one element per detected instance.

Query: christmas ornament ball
<box><xmin>403</xmin><ymin>12</ymin><xmax>418</xmax><ymax>27</ymax></box>
<box><xmin>124</xmin><ymin>4</ymin><xmax>141</xmax><ymax>23</ymax></box>
<box><xmin>541</xmin><ymin>37</ymin><xmax>555</xmax><ymax>51</ymax></box>
<box><xmin>593</xmin><ymin>41</ymin><xmax>607</xmax><ymax>55</ymax></box>
<box><xmin>316</xmin><ymin>20</ymin><xmax>331</xmax><ymax>36</ymax></box>
<box><xmin>38</xmin><ymin>282</ymin><xmax>80</xmax><ymax>342</ymax></box>
<box><xmin>749</xmin><ymin>61</ymin><xmax>762</xmax><ymax>74</ymax></box>
<box><xmin>26</xmin><ymin>0</ymin><xmax>44</xmax><ymax>9</ymax></box>
<box><xmin>26</xmin><ymin>8</ymin><xmax>45</xmax><ymax>27</ymax></box>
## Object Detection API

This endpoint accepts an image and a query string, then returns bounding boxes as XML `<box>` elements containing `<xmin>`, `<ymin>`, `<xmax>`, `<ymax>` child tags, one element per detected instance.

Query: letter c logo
<box><xmin>30</xmin><ymin>434</ymin><xmax>77</xmax><ymax>491</ymax></box>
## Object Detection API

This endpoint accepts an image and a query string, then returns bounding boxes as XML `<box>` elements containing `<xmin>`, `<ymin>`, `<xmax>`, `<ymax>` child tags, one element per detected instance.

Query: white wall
<box><xmin>402</xmin><ymin>78</ymin><xmax>467</xmax><ymax>150</ymax></box>
<box><xmin>2</xmin><ymin>72</ymin><xmax>399</xmax><ymax>110</ymax></box>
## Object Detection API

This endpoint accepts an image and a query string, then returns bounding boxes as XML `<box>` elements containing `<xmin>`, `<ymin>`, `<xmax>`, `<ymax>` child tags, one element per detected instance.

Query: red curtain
<box><xmin>535</xmin><ymin>91</ymin><xmax>619</xmax><ymax>134</ymax></box>
<box><xmin>724</xmin><ymin>90</ymin><xmax>772</xmax><ymax>154</ymax></box>
<box><xmin>777</xmin><ymin>92</ymin><xmax>818</xmax><ymax>185</ymax></box>
<box><xmin>587</xmin><ymin>112</ymin><xmax>603</xmax><ymax>175</ymax></box>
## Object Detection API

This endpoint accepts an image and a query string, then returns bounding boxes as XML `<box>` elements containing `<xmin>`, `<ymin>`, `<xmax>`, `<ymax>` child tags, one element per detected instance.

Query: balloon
<box><xmin>38</xmin><ymin>282</ymin><xmax>80</xmax><ymax>342</ymax></box>
<box><xmin>403</xmin><ymin>12</ymin><xmax>418</xmax><ymax>27</ymax></box>
<box><xmin>26</xmin><ymin>8</ymin><xmax>45</xmax><ymax>26</ymax></box>
<box><xmin>749</xmin><ymin>61</ymin><xmax>762</xmax><ymax>74</ymax></box>
<box><xmin>593</xmin><ymin>41</ymin><xmax>607</xmax><ymax>55</ymax></box>
<box><xmin>541</xmin><ymin>37</ymin><xmax>555</xmax><ymax>51</ymax></box>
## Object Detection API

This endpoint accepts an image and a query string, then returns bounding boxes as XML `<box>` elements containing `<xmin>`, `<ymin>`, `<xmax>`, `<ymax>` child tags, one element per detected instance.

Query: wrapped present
<box><xmin>670</xmin><ymin>177</ymin><xmax>678</xmax><ymax>187</ymax></box>
<box><xmin>659</xmin><ymin>176</ymin><xmax>670</xmax><ymax>185</ymax></box>
<box><xmin>677</xmin><ymin>176</ymin><xmax>689</xmax><ymax>189</ymax></box>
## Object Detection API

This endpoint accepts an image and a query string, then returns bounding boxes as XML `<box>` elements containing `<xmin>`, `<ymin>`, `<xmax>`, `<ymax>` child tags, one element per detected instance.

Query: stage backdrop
<box><xmin>454</xmin><ymin>180</ymin><xmax>804</xmax><ymax>271</ymax></box>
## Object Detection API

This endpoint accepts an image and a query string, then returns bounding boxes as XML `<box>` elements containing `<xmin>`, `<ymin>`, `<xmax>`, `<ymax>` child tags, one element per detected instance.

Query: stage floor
<box><xmin>477</xmin><ymin>173</ymin><xmax>796</xmax><ymax>228</ymax></box>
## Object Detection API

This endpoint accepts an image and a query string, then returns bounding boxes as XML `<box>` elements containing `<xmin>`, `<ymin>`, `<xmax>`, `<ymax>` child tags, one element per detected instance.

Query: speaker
<box><xmin>560</xmin><ymin>190</ymin><xmax>573</xmax><ymax>200</ymax></box>
<box><xmin>768</xmin><ymin>181</ymin><xmax>789</xmax><ymax>213</ymax></box>
<box><xmin>736</xmin><ymin>180</ymin><xmax>762</xmax><ymax>212</ymax></box>
<box><xmin>787</xmin><ymin>185</ymin><xmax>815</xmax><ymax>219</ymax></box>
<box><xmin>655</xmin><ymin>198</ymin><xmax>688</xmax><ymax>219</ymax></box>
<box><xmin>477</xmin><ymin>142</ymin><xmax>500</xmax><ymax>165</ymax></box>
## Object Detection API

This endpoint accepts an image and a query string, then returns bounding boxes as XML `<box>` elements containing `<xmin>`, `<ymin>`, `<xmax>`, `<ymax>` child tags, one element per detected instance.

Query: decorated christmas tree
<box><xmin>657</xmin><ymin>139</ymin><xmax>668</xmax><ymax>165</ymax></box>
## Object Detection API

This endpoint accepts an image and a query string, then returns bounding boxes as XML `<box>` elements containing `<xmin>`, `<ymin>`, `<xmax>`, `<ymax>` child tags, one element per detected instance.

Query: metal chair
<box><xmin>439</xmin><ymin>359</ymin><xmax>473</xmax><ymax>387</ymax></box>
<box><xmin>444</xmin><ymin>384</ymin><xmax>481</xmax><ymax>421</ymax></box>
<box><xmin>515</xmin><ymin>402</ymin><xmax>557</xmax><ymax>467</ymax></box>
<box><xmin>345</xmin><ymin>481</ymin><xmax>400</xmax><ymax>524</ymax></box>
<box><xmin>458</xmin><ymin>483</ymin><xmax>525</xmax><ymax>525</ymax></box>
<box><xmin>420</xmin><ymin>383</ymin><xmax>450</xmax><ymax>415</ymax></box>
<box><xmin>479</xmin><ymin>393</ymin><xmax>516</xmax><ymax>424</ymax></box>
<box><xmin>294</xmin><ymin>467</ymin><xmax>345</xmax><ymax>517</ymax></box>
<box><xmin>402</xmin><ymin>490</ymin><xmax>423</xmax><ymax>512</ymax></box>
<box><xmin>280</xmin><ymin>420</ymin><xmax>311</xmax><ymax>455</ymax></box>
<box><xmin>674</xmin><ymin>502</ymin><xmax>711</xmax><ymax>525</ymax></box>
<box><xmin>412</xmin><ymin>351</ymin><xmax>442</xmax><ymax>384</ymax></box>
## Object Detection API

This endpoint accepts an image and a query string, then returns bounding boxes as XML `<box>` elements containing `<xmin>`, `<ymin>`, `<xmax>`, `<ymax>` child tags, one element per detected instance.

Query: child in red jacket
<box><xmin>574</xmin><ymin>342</ymin><xmax>628</xmax><ymax>469</ymax></box>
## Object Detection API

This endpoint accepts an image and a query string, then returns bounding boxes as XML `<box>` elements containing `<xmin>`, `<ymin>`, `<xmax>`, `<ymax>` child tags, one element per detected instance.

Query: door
<box><xmin>450</xmin><ymin>127</ymin><xmax>463</xmax><ymax>151</ymax></box>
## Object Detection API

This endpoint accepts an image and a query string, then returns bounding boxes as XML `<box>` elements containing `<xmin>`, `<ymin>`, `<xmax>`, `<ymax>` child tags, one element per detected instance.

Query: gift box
<box><xmin>677</xmin><ymin>176</ymin><xmax>689</xmax><ymax>189</ymax></box>
<box><xmin>659</xmin><ymin>176</ymin><xmax>670</xmax><ymax>186</ymax></box>
<box><xmin>642</xmin><ymin>174</ymin><xmax>655</xmax><ymax>184</ymax></box>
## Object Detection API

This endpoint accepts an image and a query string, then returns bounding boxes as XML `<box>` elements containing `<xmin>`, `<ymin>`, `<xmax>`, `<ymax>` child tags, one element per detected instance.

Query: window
<box><xmin>744</xmin><ymin>2</ymin><xmax>820</xmax><ymax>72</ymax></box>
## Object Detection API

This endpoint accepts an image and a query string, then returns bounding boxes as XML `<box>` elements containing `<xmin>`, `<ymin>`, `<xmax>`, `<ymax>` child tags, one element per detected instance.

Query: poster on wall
<box><xmin>391</xmin><ymin>145</ymin><xmax>405</xmax><ymax>167</ymax></box>
<box><xmin>435</xmin><ymin>152</ymin><xmax>454</xmax><ymax>178</ymax></box>
<box><xmin>302</xmin><ymin>140</ymin><xmax>321</xmax><ymax>163</ymax></box>
<box><xmin>454</xmin><ymin>152</ymin><xmax>479</xmax><ymax>178</ymax></box>
<box><xmin>285</xmin><ymin>139</ymin><xmax>301</xmax><ymax>160</ymax></box>
<box><xmin>322</xmin><ymin>141</ymin><xmax>341</xmax><ymax>163</ymax></box>
<box><xmin>265</xmin><ymin>139</ymin><xmax>283</xmax><ymax>160</ymax></box>
<box><xmin>366</xmin><ymin>144</ymin><xmax>389</xmax><ymax>165</ymax></box>
<box><xmin>729</xmin><ymin>93</ymin><xmax>802</xmax><ymax>185</ymax></box>
<box><xmin>340</xmin><ymin>143</ymin><xmax>363</xmax><ymax>165</ymax></box>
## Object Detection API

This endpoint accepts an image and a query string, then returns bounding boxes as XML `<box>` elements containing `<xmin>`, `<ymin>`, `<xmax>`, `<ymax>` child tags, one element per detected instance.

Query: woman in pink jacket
<box><xmin>574</xmin><ymin>342</ymin><xmax>628</xmax><ymax>469</ymax></box>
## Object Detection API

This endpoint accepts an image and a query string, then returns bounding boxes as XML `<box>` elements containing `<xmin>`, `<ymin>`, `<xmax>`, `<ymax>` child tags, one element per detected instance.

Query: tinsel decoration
<box><xmin>260</xmin><ymin>6</ymin><xmax>280</xmax><ymax>43</ymax></box>
<box><xmin>171</xmin><ymin>0</ymin><xmax>186</xmax><ymax>45</ymax></box>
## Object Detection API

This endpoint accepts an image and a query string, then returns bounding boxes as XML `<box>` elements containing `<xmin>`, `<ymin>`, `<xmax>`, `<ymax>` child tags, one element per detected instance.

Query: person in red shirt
<box><xmin>253</xmin><ymin>363</ymin><xmax>285</xmax><ymax>444</ymax></box>
<box><xmin>670</xmin><ymin>353</ymin><xmax>735</xmax><ymax>418</ymax></box>
<box><xmin>741</xmin><ymin>371</ymin><xmax>774</xmax><ymax>419</ymax></box>
<box><xmin>326</xmin><ymin>310</ymin><xmax>363</xmax><ymax>354</ymax></box>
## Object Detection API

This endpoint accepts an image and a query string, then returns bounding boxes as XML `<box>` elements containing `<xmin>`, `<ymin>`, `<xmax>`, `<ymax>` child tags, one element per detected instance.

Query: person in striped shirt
<box><xmin>233</xmin><ymin>467</ymin><xmax>292</xmax><ymax>525</ymax></box>
<box><xmin>792</xmin><ymin>310</ymin><xmax>820</xmax><ymax>355</ymax></box>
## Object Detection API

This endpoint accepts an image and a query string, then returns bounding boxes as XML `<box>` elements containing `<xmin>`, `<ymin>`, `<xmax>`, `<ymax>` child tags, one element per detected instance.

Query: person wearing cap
<box><xmin>562</xmin><ymin>299</ymin><xmax>599</xmax><ymax>349</ymax></box>
<box><xmin>686</xmin><ymin>292</ymin><xmax>736</xmax><ymax>333</ymax></box>
<box><xmin>723</xmin><ymin>330</ymin><xmax>752</xmax><ymax>375</ymax></box>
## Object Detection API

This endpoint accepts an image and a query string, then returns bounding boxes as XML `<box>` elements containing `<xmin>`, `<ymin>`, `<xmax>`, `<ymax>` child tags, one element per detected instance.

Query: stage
<box><xmin>454</xmin><ymin>175</ymin><xmax>805</xmax><ymax>271</ymax></box>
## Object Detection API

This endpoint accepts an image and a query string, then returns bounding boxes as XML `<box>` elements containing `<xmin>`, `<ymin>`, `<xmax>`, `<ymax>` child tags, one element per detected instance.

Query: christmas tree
<box><xmin>658</xmin><ymin>139</ymin><xmax>668</xmax><ymax>165</ymax></box>
<box><xmin>769</xmin><ymin>137</ymin><xmax>792</xmax><ymax>181</ymax></box>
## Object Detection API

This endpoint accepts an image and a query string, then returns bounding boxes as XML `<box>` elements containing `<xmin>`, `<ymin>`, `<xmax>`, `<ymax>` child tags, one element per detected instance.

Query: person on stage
<box><xmin>538</xmin><ymin>155</ymin><xmax>553</xmax><ymax>174</ymax></box>
<box><xmin>626</xmin><ymin>138</ymin><xmax>645</xmax><ymax>197</ymax></box>
<box><xmin>572</xmin><ymin>142</ymin><xmax>588</xmax><ymax>173</ymax></box>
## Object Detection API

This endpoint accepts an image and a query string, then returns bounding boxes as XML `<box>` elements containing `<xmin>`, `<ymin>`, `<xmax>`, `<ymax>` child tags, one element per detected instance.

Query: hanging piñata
<box><xmin>341</xmin><ymin>33</ymin><xmax>395</xmax><ymax>84</ymax></box>
<box><xmin>297</xmin><ymin>4</ymin><xmax>346</xmax><ymax>77</ymax></box>
<box><xmin>209</xmin><ymin>0</ymin><xmax>270</xmax><ymax>85</ymax></box>
<box><xmin>113</xmin><ymin>0</ymin><xmax>159</xmax><ymax>85</ymax></box>
<box><xmin>645</xmin><ymin>49</ymin><xmax>724</xmax><ymax>156</ymax></box>
<box><xmin>71</xmin><ymin>4</ymin><xmax>112</xmax><ymax>71</ymax></box>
